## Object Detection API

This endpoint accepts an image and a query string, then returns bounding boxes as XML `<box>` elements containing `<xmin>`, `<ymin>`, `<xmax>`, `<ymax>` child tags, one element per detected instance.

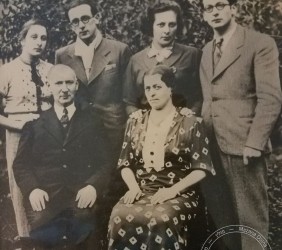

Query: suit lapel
<box><xmin>201</xmin><ymin>41</ymin><xmax>214</xmax><ymax>83</ymax></box>
<box><xmin>142</xmin><ymin>48</ymin><xmax>158</xmax><ymax>70</ymax></box>
<box><xmin>213</xmin><ymin>26</ymin><xmax>245</xmax><ymax>81</ymax></box>
<box><xmin>65</xmin><ymin>45</ymin><xmax>88</xmax><ymax>84</ymax></box>
<box><xmin>42</xmin><ymin>108</ymin><xmax>65</xmax><ymax>145</ymax></box>
<box><xmin>164</xmin><ymin>43</ymin><xmax>184</xmax><ymax>67</ymax></box>
<box><xmin>88</xmin><ymin>38</ymin><xmax>111</xmax><ymax>84</ymax></box>
<box><xmin>64</xmin><ymin>109</ymin><xmax>90</xmax><ymax>146</ymax></box>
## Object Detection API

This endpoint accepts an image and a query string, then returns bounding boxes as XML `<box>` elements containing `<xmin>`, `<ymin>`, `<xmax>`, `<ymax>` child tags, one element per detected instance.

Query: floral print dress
<box><xmin>108</xmin><ymin>109</ymin><xmax>215</xmax><ymax>250</ymax></box>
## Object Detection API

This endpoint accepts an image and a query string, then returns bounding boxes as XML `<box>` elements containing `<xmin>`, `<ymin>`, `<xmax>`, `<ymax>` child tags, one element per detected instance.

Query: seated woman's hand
<box><xmin>150</xmin><ymin>187</ymin><xmax>178</xmax><ymax>205</ymax></box>
<box><xmin>122</xmin><ymin>187</ymin><xmax>143</xmax><ymax>204</ymax></box>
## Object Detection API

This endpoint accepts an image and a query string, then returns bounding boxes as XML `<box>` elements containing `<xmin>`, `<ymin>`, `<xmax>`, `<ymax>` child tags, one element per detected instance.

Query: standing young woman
<box><xmin>0</xmin><ymin>19</ymin><xmax>53</xmax><ymax>237</ymax></box>
<box><xmin>123</xmin><ymin>0</ymin><xmax>202</xmax><ymax>116</ymax></box>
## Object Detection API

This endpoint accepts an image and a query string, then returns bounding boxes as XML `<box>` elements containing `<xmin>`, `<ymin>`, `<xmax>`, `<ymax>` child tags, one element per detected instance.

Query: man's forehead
<box><xmin>49</xmin><ymin>68</ymin><xmax>75</xmax><ymax>82</ymax></box>
<box><xmin>68</xmin><ymin>4</ymin><xmax>92</xmax><ymax>18</ymax></box>
<box><xmin>203</xmin><ymin>0</ymin><xmax>229</xmax><ymax>5</ymax></box>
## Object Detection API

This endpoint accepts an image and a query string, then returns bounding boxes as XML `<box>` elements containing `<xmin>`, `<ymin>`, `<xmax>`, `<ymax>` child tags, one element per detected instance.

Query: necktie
<box><xmin>60</xmin><ymin>107</ymin><xmax>69</xmax><ymax>128</ymax></box>
<box><xmin>31</xmin><ymin>62</ymin><xmax>44</xmax><ymax>113</ymax></box>
<box><xmin>213</xmin><ymin>38</ymin><xmax>224</xmax><ymax>71</ymax></box>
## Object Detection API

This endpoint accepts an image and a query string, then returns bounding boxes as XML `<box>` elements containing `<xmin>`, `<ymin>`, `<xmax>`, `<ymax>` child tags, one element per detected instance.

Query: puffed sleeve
<box><xmin>0</xmin><ymin>63</ymin><xmax>11</xmax><ymax>97</ymax></box>
<box><xmin>117</xmin><ymin>117</ymin><xmax>137</xmax><ymax>170</ymax></box>
<box><xmin>188</xmin><ymin>118</ymin><xmax>215</xmax><ymax>175</ymax></box>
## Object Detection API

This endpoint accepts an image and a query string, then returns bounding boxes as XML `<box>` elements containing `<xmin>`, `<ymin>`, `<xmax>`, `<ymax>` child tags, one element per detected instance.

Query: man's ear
<box><xmin>231</xmin><ymin>4</ymin><xmax>238</xmax><ymax>16</ymax></box>
<box><xmin>93</xmin><ymin>12</ymin><xmax>101</xmax><ymax>24</ymax></box>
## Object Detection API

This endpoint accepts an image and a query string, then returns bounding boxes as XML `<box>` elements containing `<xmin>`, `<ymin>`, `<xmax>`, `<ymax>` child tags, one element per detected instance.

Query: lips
<box><xmin>212</xmin><ymin>18</ymin><xmax>222</xmax><ymax>23</ymax></box>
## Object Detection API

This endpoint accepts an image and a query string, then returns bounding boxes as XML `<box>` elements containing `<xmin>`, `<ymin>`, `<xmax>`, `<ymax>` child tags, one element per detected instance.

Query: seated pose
<box><xmin>13</xmin><ymin>65</ymin><xmax>111</xmax><ymax>249</ymax></box>
<box><xmin>108</xmin><ymin>65</ymin><xmax>215</xmax><ymax>250</ymax></box>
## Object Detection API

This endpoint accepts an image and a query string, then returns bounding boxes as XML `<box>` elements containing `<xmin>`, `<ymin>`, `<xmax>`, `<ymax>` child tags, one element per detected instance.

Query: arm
<box><xmin>245</xmin><ymin>36</ymin><xmax>282</xmax><ymax>151</ymax></box>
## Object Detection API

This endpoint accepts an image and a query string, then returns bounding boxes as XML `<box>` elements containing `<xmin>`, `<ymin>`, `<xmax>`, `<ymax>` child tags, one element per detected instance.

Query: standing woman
<box><xmin>0</xmin><ymin>19</ymin><xmax>53</xmax><ymax>237</ymax></box>
<box><xmin>123</xmin><ymin>0</ymin><xmax>202</xmax><ymax>116</ymax></box>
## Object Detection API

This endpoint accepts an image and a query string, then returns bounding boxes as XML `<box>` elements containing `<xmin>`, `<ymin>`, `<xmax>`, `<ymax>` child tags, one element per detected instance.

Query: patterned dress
<box><xmin>108</xmin><ymin>109</ymin><xmax>215</xmax><ymax>250</ymax></box>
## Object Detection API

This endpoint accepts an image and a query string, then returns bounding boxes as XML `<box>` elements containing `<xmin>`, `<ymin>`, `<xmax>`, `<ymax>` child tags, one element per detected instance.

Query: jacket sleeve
<box><xmin>13</xmin><ymin>122</ymin><xmax>40</xmax><ymax>197</ymax></box>
<box><xmin>245</xmin><ymin>36</ymin><xmax>282</xmax><ymax>150</ymax></box>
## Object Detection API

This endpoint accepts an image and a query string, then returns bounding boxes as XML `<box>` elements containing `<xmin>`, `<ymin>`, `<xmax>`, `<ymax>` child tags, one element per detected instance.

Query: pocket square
<box><xmin>105</xmin><ymin>63</ymin><xmax>116</xmax><ymax>71</ymax></box>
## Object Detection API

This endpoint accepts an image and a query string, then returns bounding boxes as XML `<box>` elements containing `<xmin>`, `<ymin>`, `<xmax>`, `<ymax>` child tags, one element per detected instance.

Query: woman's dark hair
<box><xmin>146</xmin><ymin>64</ymin><xmax>176</xmax><ymax>89</ymax></box>
<box><xmin>141</xmin><ymin>0</ymin><xmax>184</xmax><ymax>38</ymax></box>
<box><xmin>65</xmin><ymin>0</ymin><xmax>99</xmax><ymax>20</ymax></box>
<box><xmin>19</xmin><ymin>19</ymin><xmax>48</xmax><ymax>42</ymax></box>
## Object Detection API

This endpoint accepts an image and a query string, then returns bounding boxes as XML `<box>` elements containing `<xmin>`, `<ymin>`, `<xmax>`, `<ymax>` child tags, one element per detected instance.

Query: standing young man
<box><xmin>55</xmin><ymin>0</ymin><xmax>131</xmax><ymax>160</ymax></box>
<box><xmin>199</xmin><ymin>0</ymin><xmax>281</xmax><ymax>249</ymax></box>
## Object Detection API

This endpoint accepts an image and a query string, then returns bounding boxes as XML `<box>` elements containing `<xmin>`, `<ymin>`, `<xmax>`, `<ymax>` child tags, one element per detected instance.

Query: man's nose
<box><xmin>61</xmin><ymin>83</ymin><xmax>69</xmax><ymax>91</ymax></box>
<box><xmin>78</xmin><ymin>20</ymin><xmax>85</xmax><ymax>28</ymax></box>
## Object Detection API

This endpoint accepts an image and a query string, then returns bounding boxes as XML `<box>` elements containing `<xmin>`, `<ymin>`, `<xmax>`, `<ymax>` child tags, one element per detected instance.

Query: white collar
<box><xmin>214</xmin><ymin>23</ymin><xmax>237</xmax><ymax>51</ymax></box>
<box><xmin>54</xmin><ymin>103</ymin><xmax>76</xmax><ymax>121</ymax></box>
<box><xmin>147</xmin><ymin>43</ymin><xmax>174</xmax><ymax>62</ymax></box>
<box><xmin>74</xmin><ymin>31</ymin><xmax>102</xmax><ymax>56</ymax></box>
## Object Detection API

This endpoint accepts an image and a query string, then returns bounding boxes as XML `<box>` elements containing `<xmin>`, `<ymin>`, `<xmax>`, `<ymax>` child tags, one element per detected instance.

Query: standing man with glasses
<box><xmin>199</xmin><ymin>0</ymin><xmax>281</xmax><ymax>249</ymax></box>
<box><xmin>55</xmin><ymin>0</ymin><xmax>131</xmax><ymax>163</ymax></box>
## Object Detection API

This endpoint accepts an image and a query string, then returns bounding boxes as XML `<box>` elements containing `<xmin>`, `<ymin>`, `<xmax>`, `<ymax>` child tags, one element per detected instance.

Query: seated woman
<box><xmin>108</xmin><ymin>65</ymin><xmax>215</xmax><ymax>250</ymax></box>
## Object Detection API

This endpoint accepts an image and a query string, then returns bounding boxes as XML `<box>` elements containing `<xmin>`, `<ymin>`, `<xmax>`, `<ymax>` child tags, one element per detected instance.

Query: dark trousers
<box><xmin>201</xmin><ymin>139</ymin><xmax>269</xmax><ymax>250</ymax></box>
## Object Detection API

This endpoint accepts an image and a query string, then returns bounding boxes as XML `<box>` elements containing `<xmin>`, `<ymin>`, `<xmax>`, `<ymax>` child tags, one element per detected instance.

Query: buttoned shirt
<box><xmin>142</xmin><ymin>109</ymin><xmax>176</xmax><ymax>172</ymax></box>
<box><xmin>54</xmin><ymin>103</ymin><xmax>76</xmax><ymax>121</ymax></box>
<box><xmin>74</xmin><ymin>31</ymin><xmax>102</xmax><ymax>79</ymax></box>
<box><xmin>214</xmin><ymin>24</ymin><xmax>237</xmax><ymax>52</ymax></box>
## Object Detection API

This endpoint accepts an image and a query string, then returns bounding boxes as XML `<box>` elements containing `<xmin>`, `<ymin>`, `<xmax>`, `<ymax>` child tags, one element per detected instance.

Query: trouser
<box><xmin>201</xmin><ymin>139</ymin><xmax>269</xmax><ymax>250</ymax></box>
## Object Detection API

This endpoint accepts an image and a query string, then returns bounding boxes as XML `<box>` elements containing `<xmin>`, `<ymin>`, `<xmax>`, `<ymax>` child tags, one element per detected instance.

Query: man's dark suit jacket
<box><xmin>13</xmin><ymin>107</ymin><xmax>111</xmax><ymax>230</ymax></box>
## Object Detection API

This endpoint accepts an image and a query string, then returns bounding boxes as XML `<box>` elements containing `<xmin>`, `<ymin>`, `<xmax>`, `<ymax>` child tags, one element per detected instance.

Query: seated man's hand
<box><xmin>243</xmin><ymin>146</ymin><xmax>262</xmax><ymax>165</ymax></box>
<box><xmin>76</xmin><ymin>185</ymin><xmax>97</xmax><ymax>208</ymax></box>
<box><xmin>29</xmin><ymin>188</ymin><xmax>49</xmax><ymax>212</ymax></box>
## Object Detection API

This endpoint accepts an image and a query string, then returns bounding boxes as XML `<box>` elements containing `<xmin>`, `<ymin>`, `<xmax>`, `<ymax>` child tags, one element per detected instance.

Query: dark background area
<box><xmin>0</xmin><ymin>0</ymin><xmax>281</xmax><ymax>249</ymax></box>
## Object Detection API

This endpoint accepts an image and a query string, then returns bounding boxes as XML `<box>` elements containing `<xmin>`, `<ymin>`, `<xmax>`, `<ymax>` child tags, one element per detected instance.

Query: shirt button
<box><xmin>151</xmin><ymin>160</ymin><xmax>154</xmax><ymax>164</ymax></box>
<box><xmin>62</xmin><ymin>164</ymin><xmax>67</xmax><ymax>168</ymax></box>
<box><xmin>87</xmin><ymin>164</ymin><xmax>92</xmax><ymax>168</ymax></box>
<box><xmin>62</xmin><ymin>148</ymin><xmax>66</xmax><ymax>152</ymax></box>
<box><xmin>150</xmin><ymin>152</ymin><xmax>154</xmax><ymax>155</ymax></box>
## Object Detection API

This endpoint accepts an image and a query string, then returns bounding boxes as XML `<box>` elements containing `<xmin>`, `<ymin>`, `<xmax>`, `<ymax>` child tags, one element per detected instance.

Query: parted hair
<box><xmin>141</xmin><ymin>0</ymin><xmax>184</xmax><ymax>38</ymax></box>
<box><xmin>19</xmin><ymin>19</ymin><xmax>48</xmax><ymax>42</ymax></box>
<box><xmin>65</xmin><ymin>0</ymin><xmax>99</xmax><ymax>20</ymax></box>
<box><xmin>146</xmin><ymin>64</ymin><xmax>176</xmax><ymax>89</ymax></box>
<box><xmin>199</xmin><ymin>0</ymin><xmax>238</xmax><ymax>9</ymax></box>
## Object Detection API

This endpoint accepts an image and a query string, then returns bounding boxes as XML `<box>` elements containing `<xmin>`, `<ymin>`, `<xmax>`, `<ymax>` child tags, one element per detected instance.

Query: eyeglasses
<box><xmin>70</xmin><ymin>15</ymin><xmax>92</xmax><ymax>27</ymax></box>
<box><xmin>204</xmin><ymin>3</ymin><xmax>230</xmax><ymax>13</ymax></box>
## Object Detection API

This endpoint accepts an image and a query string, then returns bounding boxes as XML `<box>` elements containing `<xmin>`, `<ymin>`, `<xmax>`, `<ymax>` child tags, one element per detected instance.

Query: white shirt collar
<box><xmin>74</xmin><ymin>31</ymin><xmax>102</xmax><ymax>78</ymax></box>
<box><xmin>214</xmin><ymin>23</ymin><xmax>237</xmax><ymax>51</ymax></box>
<box><xmin>54</xmin><ymin>102</ymin><xmax>76</xmax><ymax>121</ymax></box>
<box><xmin>147</xmin><ymin>43</ymin><xmax>174</xmax><ymax>62</ymax></box>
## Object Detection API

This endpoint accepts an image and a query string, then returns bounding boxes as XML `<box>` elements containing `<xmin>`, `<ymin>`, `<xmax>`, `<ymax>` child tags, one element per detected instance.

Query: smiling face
<box><xmin>152</xmin><ymin>10</ymin><xmax>177</xmax><ymax>49</ymax></box>
<box><xmin>203</xmin><ymin>0</ymin><xmax>235</xmax><ymax>31</ymax></box>
<box><xmin>144</xmin><ymin>74</ymin><xmax>172</xmax><ymax>110</ymax></box>
<box><xmin>21</xmin><ymin>25</ymin><xmax>47</xmax><ymax>58</ymax></box>
<box><xmin>68</xmin><ymin>4</ymin><xmax>98</xmax><ymax>44</ymax></box>
<box><xmin>48</xmin><ymin>66</ymin><xmax>78</xmax><ymax>107</ymax></box>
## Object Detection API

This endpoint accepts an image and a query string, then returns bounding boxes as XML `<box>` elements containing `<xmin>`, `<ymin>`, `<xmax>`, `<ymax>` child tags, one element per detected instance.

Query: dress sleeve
<box><xmin>0</xmin><ymin>63</ymin><xmax>10</xmax><ymax>97</ymax></box>
<box><xmin>188</xmin><ymin>118</ymin><xmax>215</xmax><ymax>175</ymax></box>
<box><xmin>117</xmin><ymin>117</ymin><xmax>136</xmax><ymax>170</ymax></box>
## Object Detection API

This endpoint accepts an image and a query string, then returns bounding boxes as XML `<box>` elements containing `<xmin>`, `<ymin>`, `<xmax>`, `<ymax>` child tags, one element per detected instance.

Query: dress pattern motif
<box><xmin>108</xmin><ymin>109</ymin><xmax>215</xmax><ymax>250</ymax></box>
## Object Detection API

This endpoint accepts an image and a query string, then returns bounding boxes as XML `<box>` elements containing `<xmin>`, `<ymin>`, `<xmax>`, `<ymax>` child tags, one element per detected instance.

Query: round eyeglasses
<box><xmin>204</xmin><ymin>3</ymin><xmax>230</xmax><ymax>13</ymax></box>
<box><xmin>70</xmin><ymin>15</ymin><xmax>92</xmax><ymax>27</ymax></box>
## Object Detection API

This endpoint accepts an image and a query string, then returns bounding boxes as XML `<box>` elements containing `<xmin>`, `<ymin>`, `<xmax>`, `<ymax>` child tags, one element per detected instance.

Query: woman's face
<box><xmin>152</xmin><ymin>10</ymin><xmax>178</xmax><ymax>49</ymax></box>
<box><xmin>144</xmin><ymin>74</ymin><xmax>172</xmax><ymax>110</ymax></box>
<box><xmin>21</xmin><ymin>25</ymin><xmax>47</xmax><ymax>57</ymax></box>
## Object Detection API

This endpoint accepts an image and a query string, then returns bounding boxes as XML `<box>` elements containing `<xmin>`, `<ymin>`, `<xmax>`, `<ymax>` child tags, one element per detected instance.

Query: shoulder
<box><xmin>103</xmin><ymin>38</ymin><xmax>129</xmax><ymax>51</ymax></box>
<box><xmin>56</xmin><ymin>43</ymin><xmax>75</xmax><ymax>56</ymax></box>
<box><xmin>131</xmin><ymin>48</ymin><xmax>148</xmax><ymax>61</ymax></box>
<box><xmin>175</xmin><ymin>43</ymin><xmax>200</xmax><ymax>53</ymax></box>
<box><xmin>177</xmin><ymin>109</ymin><xmax>204</xmax><ymax>130</ymax></box>
<box><xmin>38</xmin><ymin>59</ymin><xmax>53</xmax><ymax>70</ymax></box>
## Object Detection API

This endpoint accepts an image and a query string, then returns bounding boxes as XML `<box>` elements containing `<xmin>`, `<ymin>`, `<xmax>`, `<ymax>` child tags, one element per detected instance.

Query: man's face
<box><xmin>152</xmin><ymin>10</ymin><xmax>178</xmax><ymax>49</ymax></box>
<box><xmin>203</xmin><ymin>0</ymin><xmax>234</xmax><ymax>30</ymax></box>
<box><xmin>68</xmin><ymin>4</ymin><xmax>98</xmax><ymax>44</ymax></box>
<box><xmin>49</xmin><ymin>68</ymin><xmax>78</xmax><ymax>107</ymax></box>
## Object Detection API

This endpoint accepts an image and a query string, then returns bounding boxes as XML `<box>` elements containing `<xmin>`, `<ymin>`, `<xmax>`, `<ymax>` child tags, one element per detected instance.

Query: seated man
<box><xmin>13</xmin><ymin>64</ymin><xmax>111</xmax><ymax>249</ymax></box>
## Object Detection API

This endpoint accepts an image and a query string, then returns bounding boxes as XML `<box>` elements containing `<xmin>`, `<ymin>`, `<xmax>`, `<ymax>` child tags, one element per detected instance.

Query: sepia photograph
<box><xmin>0</xmin><ymin>0</ymin><xmax>281</xmax><ymax>249</ymax></box>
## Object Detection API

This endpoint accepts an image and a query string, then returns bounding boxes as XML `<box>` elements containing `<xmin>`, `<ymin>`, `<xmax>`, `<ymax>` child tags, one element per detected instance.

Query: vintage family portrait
<box><xmin>0</xmin><ymin>0</ymin><xmax>281</xmax><ymax>249</ymax></box>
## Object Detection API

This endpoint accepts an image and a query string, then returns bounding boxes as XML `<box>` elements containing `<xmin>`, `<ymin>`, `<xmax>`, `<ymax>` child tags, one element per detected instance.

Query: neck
<box><xmin>20</xmin><ymin>52</ymin><xmax>39</xmax><ymax>65</ymax></box>
<box><xmin>214</xmin><ymin>18</ymin><xmax>236</xmax><ymax>38</ymax></box>
<box><xmin>151</xmin><ymin>100</ymin><xmax>175</xmax><ymax>120</ymax></box>
<box><xmin>82</xmin><ymin>33</ymin><xmax>96</xmax><ymax>46</ymax></box>
<box><xmin>55</xmin><ymin>101</ymin><xmax>74</xmax><ymax>108</ymax></box>
<box><xmin>152</xmin><ymin>40</ymin><xmax>172</xmax><ymax>50</ymax></box>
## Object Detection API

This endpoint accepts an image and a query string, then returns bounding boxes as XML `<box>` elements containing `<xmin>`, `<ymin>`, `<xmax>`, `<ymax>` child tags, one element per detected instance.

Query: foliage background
<box><xmin>0</xmin><ymin>0</ymin><xmax>281</xmax><ymax>249</ymax></box>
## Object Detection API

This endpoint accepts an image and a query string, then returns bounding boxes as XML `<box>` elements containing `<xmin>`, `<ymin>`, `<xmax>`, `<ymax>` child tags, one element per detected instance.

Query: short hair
<box><xmin>19</xmin><ymin>19</ymin><xmax>48</xmax><ymax>42</ymax></box>
<box><xmin>47</xmin><ymin>64</ymin><xmax>76</xmax><ymax>83</ymax></box>
<box><xmin>65</xmin><ymin>0</ymin><xmax>99</xmax><ymax>20</ymax></box>
<box><xmin>199</xmin><ymin>0</ymin><xmax>237</xmax><ymax>9</ymax></box>
<box><xmin>145</xmin><ymin>64</ymin><xmax>176</xmax><ymax>89</ymax></box>
<box><xmin>141</xmin><ymin>0</ymin><xmax>184</xmax><ymax>38</ymax></box>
